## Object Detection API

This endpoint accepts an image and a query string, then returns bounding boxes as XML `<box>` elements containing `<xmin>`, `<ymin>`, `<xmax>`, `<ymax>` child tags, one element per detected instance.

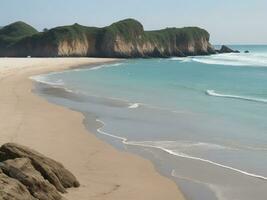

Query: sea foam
<box><xmin>171</xmin><ymin>53</ymin><xmax>267</xmax><ymax>67</ymax></box>
<box><xmin>192</xmin><ymin>53</ymin><xmax>267</xmax><ymax>67</ymax></box>
<box><xmin>89</xmin><ymin>63</ymin><xmax>124</xmax><ymax>70</ymax></box>
<box><xmin>95</xmin><ymin>119</ymin><xmax>267</xmax><ymax>181</ymax></box>
<box><xmin>206</xmin><ymin>90</ymin><xmax>267</xmax><ymax>103</ymax></box>
<box><xmin>30</xmin><ymin>75</ymin><xmax>65</xmax><ymax>86</ymax></box>
<box><xmin>128</xmin><ymin>103</ymin><xmax>140</xmax><ymax>109</ymax></box>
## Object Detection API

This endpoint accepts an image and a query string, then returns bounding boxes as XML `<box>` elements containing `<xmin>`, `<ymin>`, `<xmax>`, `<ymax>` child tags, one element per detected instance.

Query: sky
<box><xmin>1</xmin><ymin>0</ymin><xmax>267</xmax><ymax>44</ymax></box>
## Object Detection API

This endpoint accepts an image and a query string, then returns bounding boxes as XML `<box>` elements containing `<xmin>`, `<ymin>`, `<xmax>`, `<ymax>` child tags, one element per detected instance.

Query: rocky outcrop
<box><xmin>217</xmin><ymin>45</ymin><xmax>240</xmax><ymax>53</ymax></box>
<box><xmin>0</xmin><ymin>143</ymin><xmax>79</xmax><ymax>200</ymax></box>
<box><xmin>1</xmin><ymin>158</ymin><xmax>63</xmax><ymax>200</ymax></box>
<box><xmin>0</xmin><ymin>19</ymin><xmax>216</xmax><ymax>58</ymax></box>
<box><xmin>0</xmin><ymin>169</ymin><xmax>36</xmax><ymax>200</ymax></box>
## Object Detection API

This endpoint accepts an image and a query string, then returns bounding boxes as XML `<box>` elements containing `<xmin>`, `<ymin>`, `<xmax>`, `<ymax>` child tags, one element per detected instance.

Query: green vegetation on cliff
<box><xmin>0</xmin><ymin>21</ymin><xmax>38</xmax><ymax>46</ymax></box>
<box><xmin>17</xmin><ymin>23</ymin><xmax>99</xmax><ymax>49</ymax></box>
<box><xmin>103</xmin><ymin>19</ymin><xmax>144</xmax><ymax>42</ymax></box>
<box><xmin>0</xmin><ymin>18</ymin><xmax>214</xmax><ymax>57</ymax></box>
<box><xmin>37</xmin><ymin>23</ymin><xmax>99</xmax><ymax>43</ymax></box>
<box><xmin>144</xmin><ymin>27</ymin><xmax>209</xmax><ymax>47</ymax></box>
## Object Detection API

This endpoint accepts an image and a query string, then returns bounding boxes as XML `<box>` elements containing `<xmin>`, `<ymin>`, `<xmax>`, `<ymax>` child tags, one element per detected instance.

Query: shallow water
<box><xmin>32</xmin><ymin>45</ymin><xmax>267</xmax><ymax>200</ymax></box>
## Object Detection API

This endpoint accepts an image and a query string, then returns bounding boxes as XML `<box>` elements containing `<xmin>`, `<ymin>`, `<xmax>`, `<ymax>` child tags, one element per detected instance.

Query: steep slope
<box><xmin>0</xmin><ymin>19</ymin><xmax>215</xmax><ymax>57</ymax></box>
<box><xmin>10</xmin><ymin>23</ymin><xmax>100</xmax><ymax>57</ymax></box>
<box><xmin>0</xmin><ymin>21</ymin><xmax>38</xmax><ymax>46</ymax></box>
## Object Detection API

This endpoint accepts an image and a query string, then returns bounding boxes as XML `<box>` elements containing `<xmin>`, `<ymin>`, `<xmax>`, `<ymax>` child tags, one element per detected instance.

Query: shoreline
<box><xmin>0</xmin><ymin>58</ymin><xmax>185</xmax><ymax>200</ymax></box>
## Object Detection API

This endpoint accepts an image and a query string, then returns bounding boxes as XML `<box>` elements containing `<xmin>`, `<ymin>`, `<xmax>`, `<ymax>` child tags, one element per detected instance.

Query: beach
<box><xmin>30</xmin><ymin>54</ymin><xmax>267</xmax><ymax>200</ymax></box>
<box><xmin>0</xmin><ymin>58</ymin><xmax>185</xmax><ymax>200</ymax></box>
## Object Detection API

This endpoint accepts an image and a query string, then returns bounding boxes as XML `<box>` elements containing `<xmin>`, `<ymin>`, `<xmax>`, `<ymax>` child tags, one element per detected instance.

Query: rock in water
<box><xmin>0</xmin><ymin>143</ymin><xmax>79</xmax><ymax>196</ymax></box>
<box><xmin>0</xmin><ymin>169</ymin><xmax>37</xmax><ymax>200</ymax></box>
<box><xmin>217</xmin><ymin>45</ymin><xmax>240</xmax><ymax>53</ymax></box>
<box><xmin>1</xmin><ymin>158</ymin><xmax>63</xmax><ymax>200</ymax></box>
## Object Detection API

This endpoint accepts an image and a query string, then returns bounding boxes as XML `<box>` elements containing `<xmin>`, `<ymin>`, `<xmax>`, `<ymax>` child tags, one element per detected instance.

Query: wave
<box><xmin>206</xmin><ymin>90</ymin><xmax>267</xmax><ymax>103</ymax></box>
<box><xmin>95</xmin><ymin>120</ymin><xmax>267</xmax><ymax>181</ymax></box>
<box><xmin>30</xmin><ymin>75</ymin><xmax>80</xmax><ymax>97</ymax></box>
<box><xmin>89</xmin><ymin>63</ymin><xmax>124</xmax><ymax>70</ymax></box>
<box><xmin>31</xmin><ymin>73</ymin><xmax>144</xmax><ymax>110</ymax></box>
<box><xmin>193</xmin><ymin>53</ymin><xmax>267</xmax><ymax>67</ymax></box>
<box><xmin>30</xmin><ymin>75</ymin><xmax>65</xmax><ymax>86</ymax></box>
<box><xmin>96</xmin><ymin>119</ymin><xmax>128</xmax><ymax>142</ymax></box>
<box><xmin>128</xmin><ymin>103</ymin><xmax>141</xmax><ymax>109</ymax></box>
<box><xmin>169</xmin><ymin>57</ymin><xmax>192</xmax><ymax>62</ymax></box>
<box><xmin>171</xmin><ymin>53</ymin><xmax>267</xmax><ymax>67</ymax></box>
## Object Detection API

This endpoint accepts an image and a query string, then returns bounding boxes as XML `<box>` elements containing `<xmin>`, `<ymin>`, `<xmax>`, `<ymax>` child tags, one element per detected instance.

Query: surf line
<box><xmin>96</xmin><ymin>119</ymin><xmax>267</xmax><ymax>181</ymax></box>
<box><xmin>206</xmin><ymin>90</ymin><xmax>267</xmax><ymax>103</ymax></box>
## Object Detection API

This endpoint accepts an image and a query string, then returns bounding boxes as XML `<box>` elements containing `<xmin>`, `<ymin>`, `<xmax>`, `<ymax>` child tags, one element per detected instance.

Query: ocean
<box><xmin>32</xmin><ymin>45</ymin><xmax>267</xmax><ymax>200</ymax></box>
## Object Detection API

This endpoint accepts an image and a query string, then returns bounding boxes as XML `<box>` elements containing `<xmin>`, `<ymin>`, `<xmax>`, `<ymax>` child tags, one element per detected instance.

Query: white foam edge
<box><xmin>95</xmin><ymin>118</ymin><xmax>267</xmax><ymax>181</ymax></box>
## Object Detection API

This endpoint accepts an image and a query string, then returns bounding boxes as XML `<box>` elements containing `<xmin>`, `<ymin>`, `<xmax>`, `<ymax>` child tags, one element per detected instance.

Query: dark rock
<box><xmin>0</xmin><ymin>143</ymin><xmax>80</xmax><ymax>193</ymax></box>
<box><xmin>1</xmin><ymin>158</ymin><xmax>63</xmax><ymax>200</ymax></box>
<box><xmin>218</xmin><ymin>45</ymin><xmax>240</xmax><ymax>53</ymax></box>
<box><xmin>0</xmin><ymin>169</ymin><xmax>37</xmax><ymax>200</ymax></box>
<box><xmin>244</xmin><ymin>50</ymin><xmax>249</xmax><ymax>53</ymax></box>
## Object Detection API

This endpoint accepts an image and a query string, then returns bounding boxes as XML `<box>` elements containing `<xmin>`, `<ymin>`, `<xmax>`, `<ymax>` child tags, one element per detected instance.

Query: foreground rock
<box><xmin>0</xmin><ymin>169</ymin><xmax>36</xmax><ymax>200</ymax></box>
<box><xmin>217</xmin><ymin>45</ymin><xmax>240</xmax><ymax>53</ymax></box>
<box><xmin>0</xmin><ymin>143</ymin><xmax>79</xmax><ymax>200</ymax></box>
<box><xmin>1</xmin><ymin>158</ymin><xmax>63</xmax><ymax>200</ymax></box>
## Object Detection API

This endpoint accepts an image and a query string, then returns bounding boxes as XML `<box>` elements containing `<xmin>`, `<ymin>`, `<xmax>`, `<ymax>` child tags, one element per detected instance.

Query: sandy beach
<box><xmin>0</xmin><ymin>58</ymin><xmax>185</xmax><ymax>200</ymax></box>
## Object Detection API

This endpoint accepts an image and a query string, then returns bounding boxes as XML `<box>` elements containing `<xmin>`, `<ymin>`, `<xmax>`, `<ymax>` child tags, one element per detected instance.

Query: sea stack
<box><xmin>217</xmin><ymin>45</ymin><xmax>240</xmax><ymax>53</ymax></box>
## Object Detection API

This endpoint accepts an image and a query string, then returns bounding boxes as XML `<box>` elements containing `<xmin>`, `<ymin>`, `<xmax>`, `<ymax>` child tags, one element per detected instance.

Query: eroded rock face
<box><xmin>0</xmin><ymin>143</ymin><xmax>80</xmax><ymax>193</ymax></box>
<box><xmin>1</xmin><ymin>158</ymin><xmax>63</xmax><ymax>200</ymax></box>
<box><xmin>98</xmin><ymin>27</ymin><xmax>216</xmax><ymax>58</ymax></box>
<box><xmin>0</xmin><ymin>143</ymin><xmax>80</xmax><ymax>200</ymax></box>
<box><xmin>0</xmin><ymin>169</ymin><xmax>37</xmax><ymax>200</ymax></box>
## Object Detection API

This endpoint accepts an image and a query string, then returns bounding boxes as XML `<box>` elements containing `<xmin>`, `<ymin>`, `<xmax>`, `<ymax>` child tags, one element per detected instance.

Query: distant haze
<box><xmin>1</xmin><ymin>0</ymin><xmax>267</xmax><ymax>44</ymax></box>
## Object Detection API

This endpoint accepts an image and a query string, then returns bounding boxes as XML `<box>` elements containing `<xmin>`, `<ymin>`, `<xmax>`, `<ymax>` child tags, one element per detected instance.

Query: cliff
<box><xmin>0</xmin><ymin>19</ymin><xmax>216</xmax><ymax>58</ymax></box>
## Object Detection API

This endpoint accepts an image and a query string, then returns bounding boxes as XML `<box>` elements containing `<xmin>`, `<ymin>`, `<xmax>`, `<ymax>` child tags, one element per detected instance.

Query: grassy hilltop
<box><xmin>0</xmin><ymin>21</ymin><xmax>38</xmax><ymax>47</ymax></box>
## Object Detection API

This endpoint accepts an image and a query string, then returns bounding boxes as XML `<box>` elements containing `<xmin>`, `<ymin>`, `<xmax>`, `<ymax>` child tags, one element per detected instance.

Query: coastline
<box><xmin>0</xmin><ymin>58</ymin><xmax>185</xmax><ymax>200</ymax></box>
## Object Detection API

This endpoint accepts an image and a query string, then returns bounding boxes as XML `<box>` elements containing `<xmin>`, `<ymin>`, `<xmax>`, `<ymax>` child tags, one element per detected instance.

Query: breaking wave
<box><xmin>171</xmin><ymin>53</ymin><xmax>267</xmax><ymax>67</ymax></box>
<box><xmin>128</xmin><ymin>103</ymin><xmax>140</xmax><ymax>109</ymax></box>
<box><xmin>89</xmin><ymin>63</ymin><xmax>124</xmax><ymax>70</ymax></box>
<box><xmin>206</xmin><ymin>90</ymin><xmax>267</xmax><ymax>103</ymax></box>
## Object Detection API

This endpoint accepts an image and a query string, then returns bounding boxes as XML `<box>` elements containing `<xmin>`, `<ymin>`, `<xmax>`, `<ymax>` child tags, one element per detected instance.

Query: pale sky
<box><xmin>1</xmin><ymin>0</ymin><xmax>267</xmax><ymax>44</ymax></box>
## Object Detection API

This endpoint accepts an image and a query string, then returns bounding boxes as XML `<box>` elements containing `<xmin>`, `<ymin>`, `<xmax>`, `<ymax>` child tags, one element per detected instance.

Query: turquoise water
<box><xmin>33</xmin><ymin>45</ymin><xmax>267</xmax><ymax>200</ymax></box>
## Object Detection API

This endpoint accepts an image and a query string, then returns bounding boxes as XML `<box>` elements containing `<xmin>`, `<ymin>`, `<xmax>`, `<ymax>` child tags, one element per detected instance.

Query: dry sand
<box><xmin>0</xmin><ymin>58</ymin><xmax>185</xmax><ymax>200</ymax></box>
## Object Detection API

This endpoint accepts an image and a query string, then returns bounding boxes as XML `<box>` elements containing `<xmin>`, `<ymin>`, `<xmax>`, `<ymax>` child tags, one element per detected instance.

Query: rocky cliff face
<box><xmin>58</xmin><ymin>38</ymin><xmax>89</xmax><ymax>56</ymax></box>
<box><xmin>96</xmin><ymin>20</ymin><xmax>215</xmax><ymax>57</ymax></box>
<box><xmin>0</xmin><ymin>19</ymin><xmax>216</xmax><ymax>58</ymax></box>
